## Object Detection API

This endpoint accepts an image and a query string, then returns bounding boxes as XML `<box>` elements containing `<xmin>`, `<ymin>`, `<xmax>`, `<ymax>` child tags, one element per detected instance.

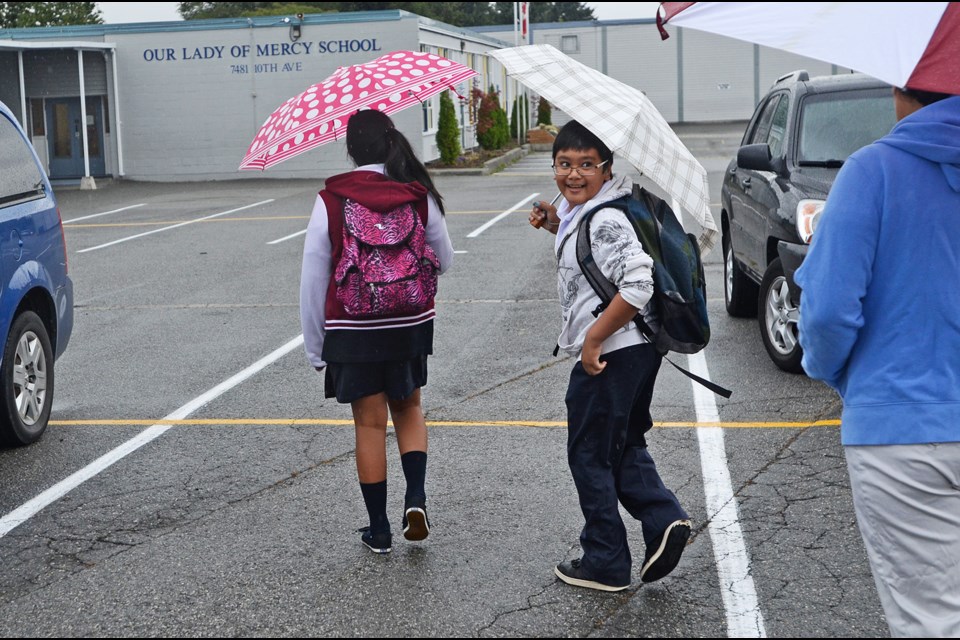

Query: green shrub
<box><xmin>437</xmin><ymin>91</ymin><xmax>461</xmax><ymax>164</ymax></box>
<box><xmin>537</xmin><ymin>97</ymin><xmax>552</xmax><ymax>126</ymax></box>
<box><xmin>510</xmin><ymin>94</ymin><xmax>530</xmax><ymax>139</ymax></box>
<box><xmin>478</xmin><ymin>86</ymin><xmax>510</xmax><ymax>150</ymax></box>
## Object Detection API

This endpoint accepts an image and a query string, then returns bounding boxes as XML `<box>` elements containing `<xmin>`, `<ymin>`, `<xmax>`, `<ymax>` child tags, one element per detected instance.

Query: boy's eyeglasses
<box><xmin>552</xmin><ymin>159</ymin><xmax>610</xmax><ymax>177</ymax></box>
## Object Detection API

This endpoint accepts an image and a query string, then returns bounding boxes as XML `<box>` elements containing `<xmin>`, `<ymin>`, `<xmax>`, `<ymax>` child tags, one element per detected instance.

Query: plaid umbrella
<box><xmin>489</xmin><ymin>44</ymin><xmax>717</xmax><ymax>254</ymax></box>
<box><xmin>240</xmin><ymin>50</ymin><xmax>477</xmax><ymax>170</ymax></box>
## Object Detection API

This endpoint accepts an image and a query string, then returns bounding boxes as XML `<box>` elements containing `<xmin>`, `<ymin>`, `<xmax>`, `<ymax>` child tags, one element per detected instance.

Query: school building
<box><xmin>0</xmin><ymin>10</ymin><xmax>846</xmax><ymax>186</ymax></box>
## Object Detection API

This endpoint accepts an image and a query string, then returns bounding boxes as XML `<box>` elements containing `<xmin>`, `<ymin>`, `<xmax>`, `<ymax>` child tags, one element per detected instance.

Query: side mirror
<box><xmin>737</xmin><ymin>143</ymin><xmax>786</xmax><ymax>175</ymax></box>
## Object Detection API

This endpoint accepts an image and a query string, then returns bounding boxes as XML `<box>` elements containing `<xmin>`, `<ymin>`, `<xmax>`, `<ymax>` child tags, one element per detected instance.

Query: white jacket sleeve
<box><xmin>299</xmin><ymin>195</ymin><xmax>332</xmax><ymax>369</ymax></box>
<box><xmin>425</xmin><ymin>193</ymin><xmax>455</xmax><ymax>274</ymax></box>
<box><xmin>591</xmin><ymin>208</ymin><xmax>654</xmax><ymax>311</ymax></box>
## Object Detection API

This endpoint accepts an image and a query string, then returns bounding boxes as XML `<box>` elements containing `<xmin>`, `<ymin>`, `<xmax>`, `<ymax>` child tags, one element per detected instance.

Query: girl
<box><xmin>300</xmin><ymin>109</ymin><xmax>454</xmax><ymax>554</ymax></box>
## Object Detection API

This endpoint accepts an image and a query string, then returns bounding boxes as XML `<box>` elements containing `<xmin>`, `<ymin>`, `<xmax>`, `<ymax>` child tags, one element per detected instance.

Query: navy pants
<box><xmin>565</xmin><ymin>343</ymin><xmax>688</xmax><ymax>586</ymax></box>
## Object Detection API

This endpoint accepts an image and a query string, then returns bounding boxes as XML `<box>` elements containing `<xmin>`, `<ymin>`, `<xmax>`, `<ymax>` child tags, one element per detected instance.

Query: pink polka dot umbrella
<box><xmin>239</xmin><ymin>50</ymin><xmax>478</xmax><ymax>170</ymax></box>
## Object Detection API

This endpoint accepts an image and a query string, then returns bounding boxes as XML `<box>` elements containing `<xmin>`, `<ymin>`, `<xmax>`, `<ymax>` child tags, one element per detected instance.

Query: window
<box><xmin>0</xmin><ymin>114</ymin><xmax>45</xmax><ymax>207</ymax></box>
<box><xmin>422</xmin><ymin>95</ymin><xmax>436</xmax><ymax>133</ymax></box>
<box><xmin>798</xmin><ymin>89</ymin><xmax>896</xmax><ymax>164</ymax></box>
<box><xmin>561</xmin><ymin>35</ymin><xmax>579</xmax><ymax>53</ymax></box>
<box><xmin>30</xmin><ymin>99</ymin><xmax>44</xmax><ymax>136</ymax></box>
<box><xmin>766</xmin><ymin>96</ymin><xmax>790</xmax><ymax>158</ymax></box>
<box><xmin>747</xmin><ymin>95</ymin><xmax>781</xmax><ymax>146</ymax></box>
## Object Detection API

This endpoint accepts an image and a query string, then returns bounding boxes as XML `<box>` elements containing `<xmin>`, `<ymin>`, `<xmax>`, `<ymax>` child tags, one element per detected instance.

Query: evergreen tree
<box><xmin>537</xmin><ymin>96</ymin><xmax>552</xmax><ymax>126</ymax></box>
<box><xmin>0</xmin><ymin>2</ymin><xmax>101</xmax><ymax>28</ymax></box>
<box><xmin>510</xmin><ymin>94</ymin><xmax>530</xmax><ymax>140</ymax></box>
<box><xmin>436</xmin><ymin>91</ymin><xmax>461</xmax><ymax>164</ymax></box>
<box><xmin>477</xmin><ymin>86</ymin><xmax>510</xmax><ymax>150</ymax></box>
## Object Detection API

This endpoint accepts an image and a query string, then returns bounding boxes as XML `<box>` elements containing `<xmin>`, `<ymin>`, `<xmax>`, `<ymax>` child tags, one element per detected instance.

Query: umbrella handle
<box><xmin>531</xmin><ymin>192</ymin><xmax>562</xmax><ymax>229</ymax></box>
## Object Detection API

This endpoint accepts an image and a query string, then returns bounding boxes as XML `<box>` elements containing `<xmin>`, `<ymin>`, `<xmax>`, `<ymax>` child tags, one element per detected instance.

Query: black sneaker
<box><xmin>640</xmin><ymin>519</ymin><xmax>691</xmax><ymax>583</ymax></box>
<box><xmin>358</xmin><ymin>527</ymin><xmax>392</xmax><ymax>554</ymax></box>
<box><xmin>402</xmin><ymin>496</ymin><xmax>430</xmax><ymax>541</ymax></box>
<box><xmin>554</xmin><ymin>558</ymin><xmax>629</xmax><ymax>592</ymax></box>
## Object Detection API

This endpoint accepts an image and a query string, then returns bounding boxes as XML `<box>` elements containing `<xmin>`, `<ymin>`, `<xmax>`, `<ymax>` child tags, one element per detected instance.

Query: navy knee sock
<box><xmin>400</xmin><ymin>451</ymin><xmax>427</xmax><ymax>502</ymax></box>
<box><xmin>359</xmin><ymin>480</ymin><xmax>389</xmax><ymax>534</ymax></box>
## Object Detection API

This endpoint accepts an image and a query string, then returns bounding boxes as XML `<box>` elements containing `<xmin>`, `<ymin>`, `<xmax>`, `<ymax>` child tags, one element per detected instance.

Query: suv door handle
<box><xmin>740</xmin><ymin>177</ymin><xmax>752</xmax><ymax>189</ymax></box>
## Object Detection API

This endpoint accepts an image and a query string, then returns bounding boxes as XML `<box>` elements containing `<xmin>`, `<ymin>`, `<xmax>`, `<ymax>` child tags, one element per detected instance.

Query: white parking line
<box><xmin>267</xmin><ymin>228</ymin><xmax>307</xmax><ymax>245</ymax></box>
<box><xmin>689</xmin><ymin>351</ymin><xmax>767</xmax><ymax>638</ymax></box>
<box><xmin>62</xmin><ymin>203</ymin><xmax>146</xmax><ymax>224</ymax></box>
<box><xmin>466</xmin><ymin>193</ymin><xmax>539</xmax><ymax>238</ymax></box>
<box><xmin>76</xmin><ymin>199</ymin><xmax>275</xmax><ymax>253</ymax></box>
<box><xmin>0</xmin><ymin>334</ymin><xmax>304</xmax><ymax>539</ymax></box>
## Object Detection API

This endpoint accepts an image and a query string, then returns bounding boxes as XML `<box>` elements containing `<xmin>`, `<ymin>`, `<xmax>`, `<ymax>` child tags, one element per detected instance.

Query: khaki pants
<box><xmin>846</xmin><ymin>443</ymin><xmax>960</xmax><ymax>638</ymax></box>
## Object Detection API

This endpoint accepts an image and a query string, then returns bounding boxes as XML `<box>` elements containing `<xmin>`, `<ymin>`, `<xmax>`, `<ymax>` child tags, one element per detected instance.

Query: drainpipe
<box><xmin>78</xmin><ymin>50</ymin><xmax>95</xmax><ymax>190</ymax></box>
<box><xmin>111</xmin><ymin>50</ymin><xmax>125</xmax><ymax>177</ymax></box>
<box><xmin>17</xmin><ymin>51</ymin><xmax>26</xmax><ymax>129</ymax></box>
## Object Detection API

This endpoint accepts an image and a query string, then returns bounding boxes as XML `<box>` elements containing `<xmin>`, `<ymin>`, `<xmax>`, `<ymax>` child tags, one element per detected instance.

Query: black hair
<box><xmin>346</xmin><ymin>109</ymin><xmax>445</xmax><ymax>215</ymax></box>
<box><xmin>552</xmin><ymin>120</ymin><xmax>613</xmax><ymax>168</ymax></box>
<box><xmin>897</xmin><ymin>86</ymin><xmax>954</xmax><ymax>106</ymax></box>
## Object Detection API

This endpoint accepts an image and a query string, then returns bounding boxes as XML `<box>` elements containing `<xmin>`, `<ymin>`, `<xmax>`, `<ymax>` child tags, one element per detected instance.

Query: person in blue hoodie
<box><xmin>795</xmin><ymin>87</ymin><xmax>960</xmax><ymax>638</ymax></box>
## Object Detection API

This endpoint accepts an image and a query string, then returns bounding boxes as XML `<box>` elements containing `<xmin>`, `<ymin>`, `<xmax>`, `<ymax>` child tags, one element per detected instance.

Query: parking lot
<box><xmin>0</xmin><ymin>123</ymin><xmax>887</xmax><ymax>637</ymax></box>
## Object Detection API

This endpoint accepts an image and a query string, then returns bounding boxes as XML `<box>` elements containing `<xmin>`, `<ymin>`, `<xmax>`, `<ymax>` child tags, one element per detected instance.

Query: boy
<box><xmin>529</xmin><ymin>120</ymin><xmax>691</xmax><ymax>591</ymax></box>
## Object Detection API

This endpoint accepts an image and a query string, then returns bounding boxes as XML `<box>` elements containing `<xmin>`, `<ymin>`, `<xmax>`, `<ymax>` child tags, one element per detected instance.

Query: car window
<box><xmin>0</xmin><ymin>114</ymin><xmax>46</xmax><ymax>208</ymax></box>
<box><xmin>747</xmin><ymin>94</ymin><xmax>782</xmax><ymax>146</ymax></box>
<box><xmin>767</xmin><ymin>96</ymin><xmax>790</xmax><ymax>159</ymax></box>
<box><xmin>797</xmin><ymin>88</ymin><xmax>897</xmax><ymax>165</ymax></box>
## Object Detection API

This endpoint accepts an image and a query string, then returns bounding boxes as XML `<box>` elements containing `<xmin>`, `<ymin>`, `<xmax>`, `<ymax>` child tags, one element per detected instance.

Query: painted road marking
<box><xmin>47</xmin><ymin>419</ymin><xmax>839</xmax><ymax>428</ymax></box>
<box><xmin>62</xmin><ymin>203</ymin><xmax>146</xmax><ymax>224</ymax></box>
<box><xmin>76</xmin><ymin>199</ymin><xmax>275</xmax><ymax>253</ymax></box>
<box><xmin>467</xmin><ymin>193</ymin><xmax>539</xmax><ymax>238</ymax></box>
<box><xmin>267</xmin><ymin>228</ymin><xmax>307</xmax><ymax>245</ymax></box>
<box><xmin>68</xmin><ymin>216</ymin><xmax>306</xmax><ymax>228</ymax></box>
<box><xmin>689</xmin><ymin>353</ymin><xmax>767</xmax><ymax>638</ymax></box>
<box><xmin>0</xmin><ymin>335</ymin><xmax>304</xmax><ymax>539</ymax></box>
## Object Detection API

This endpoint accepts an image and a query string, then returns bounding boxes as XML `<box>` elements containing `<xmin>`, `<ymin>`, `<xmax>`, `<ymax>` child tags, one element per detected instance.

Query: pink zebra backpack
<box><xmin>334</xmin><ymin>198</ymin><xmax>440</xmax><ymax>318</ymax></box>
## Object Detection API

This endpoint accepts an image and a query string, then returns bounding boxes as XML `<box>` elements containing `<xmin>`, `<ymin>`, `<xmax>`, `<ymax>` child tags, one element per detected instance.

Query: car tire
<box><xmin>0</xmin><ymin>311</ymin><xmax>54</xmax><ymax>446</ymax></box>
<box><xmin>723</xmin><ymin>229</ymin><xmax>758</xmax><ymax>317</ymax></box>
<box><xmin>758</xmin><ymin>258</ymin><xmax>804</xmax><ymax>373</ymax></box>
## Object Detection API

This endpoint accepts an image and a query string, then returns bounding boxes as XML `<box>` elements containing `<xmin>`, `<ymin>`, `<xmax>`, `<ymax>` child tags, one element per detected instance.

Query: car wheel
<box><xmin>0</xmin><ymin>311</ymin><xmax>54</xmax><ymax>446</ymax></box>
<box><xmin>758</xmin><ymin>258</ymin><xmax>804</xmax><ymax>373</ymax></box>
<box><xmin>723</xmin><ymin>229</ymin><xmax>758</xmax><ymax>317</ymax></box>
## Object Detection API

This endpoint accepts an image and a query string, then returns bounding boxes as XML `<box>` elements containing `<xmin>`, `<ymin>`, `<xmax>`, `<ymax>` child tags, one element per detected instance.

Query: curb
<box><xmin>429</xmin><ymin>145</ymin><xmax>530</xmax><ymax>177</ymax></box>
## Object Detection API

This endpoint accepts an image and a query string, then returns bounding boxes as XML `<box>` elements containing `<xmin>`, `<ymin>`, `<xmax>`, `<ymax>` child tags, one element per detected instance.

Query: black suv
<box><xmin>721</xmin><ymin>71</ymin><xmax>897</xmax><ymax>372</ymax></box>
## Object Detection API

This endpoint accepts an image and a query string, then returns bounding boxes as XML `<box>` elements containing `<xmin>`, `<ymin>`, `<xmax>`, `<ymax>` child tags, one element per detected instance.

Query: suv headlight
<box><xmin>796</xmin><ymin>199</ymin><xmax>825</xmax><ymax>244</ymax></box>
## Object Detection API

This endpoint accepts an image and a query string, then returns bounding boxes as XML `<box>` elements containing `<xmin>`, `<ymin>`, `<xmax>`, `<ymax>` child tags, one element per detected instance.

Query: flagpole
<box><xmin>513</xmin><ymin>2</ymin><xmax>521</xmax><ymax>145</ymax></box>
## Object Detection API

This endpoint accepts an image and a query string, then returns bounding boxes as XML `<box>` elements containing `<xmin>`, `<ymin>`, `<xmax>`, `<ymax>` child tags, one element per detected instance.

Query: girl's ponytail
<box><xmin>384</xmin><ymin>128</ymin><xmax>446</xmax><ymax>216</ymax></box>
<box><xmin>346</xmin><ymin>109</ymin><xmax>446</xmax><ymax>215</ymax></box>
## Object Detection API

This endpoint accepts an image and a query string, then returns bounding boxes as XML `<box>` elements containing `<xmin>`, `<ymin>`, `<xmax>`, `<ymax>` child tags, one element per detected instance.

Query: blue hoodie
<box><xmin>796</xmin><ymin>96</ymin><xmax>960</xmax><ymax>446</ymax></box>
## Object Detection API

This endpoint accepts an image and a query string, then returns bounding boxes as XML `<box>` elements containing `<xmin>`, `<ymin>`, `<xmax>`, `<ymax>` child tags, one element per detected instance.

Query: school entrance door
<box><xmin>45</xmin><ymin>97</ymin><xmax>105</xmax><ymax>179</ymax></box>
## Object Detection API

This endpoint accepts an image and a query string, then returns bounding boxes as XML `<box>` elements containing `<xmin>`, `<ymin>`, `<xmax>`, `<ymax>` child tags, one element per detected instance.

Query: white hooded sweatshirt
<box><xmin>553</xmin><ymin>173</ymin><xmax>655</xmax><ymax>358</ymax></box>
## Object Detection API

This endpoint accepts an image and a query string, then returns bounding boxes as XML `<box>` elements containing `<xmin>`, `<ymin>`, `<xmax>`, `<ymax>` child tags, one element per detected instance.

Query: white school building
<box><xmin>0</xmin><ymin>10</ymin><xmax>848</xmax><ymax>185</ymax></box>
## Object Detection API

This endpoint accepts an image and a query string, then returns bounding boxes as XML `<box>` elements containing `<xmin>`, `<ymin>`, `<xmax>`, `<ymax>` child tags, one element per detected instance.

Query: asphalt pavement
<box><xmin>0</xmin><ymin>121</ymin><xmax>887</xmax><ymax>638</ymax></box>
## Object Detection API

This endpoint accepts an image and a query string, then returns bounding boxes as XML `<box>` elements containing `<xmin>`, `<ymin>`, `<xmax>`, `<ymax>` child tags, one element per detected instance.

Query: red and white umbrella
<box><xmin>239</xmin><ymin>50</ymin><xmax>477</xmax><ymax>170</ymax></box>
<box><xmin>657</xmin><ymin>2</ymin><xmax>960</xmax><ymax>95</ymax></box>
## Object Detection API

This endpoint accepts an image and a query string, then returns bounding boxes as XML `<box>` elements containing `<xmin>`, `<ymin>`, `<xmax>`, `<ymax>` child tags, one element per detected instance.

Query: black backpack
<box><xmin>576</xmin><ymin>185</ymin><xmax>731</xmax><ymax>398</ymax></box>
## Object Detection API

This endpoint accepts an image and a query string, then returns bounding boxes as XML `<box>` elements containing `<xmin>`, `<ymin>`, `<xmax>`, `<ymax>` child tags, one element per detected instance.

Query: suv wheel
<box><xmin>758</xmin><ymin>258</ymin><xmax>804</xmax><ymax>373</ymax></box>
<box><xmin>0</xmin><ymin>311</ymin><xmax>54</xmax><ymax>446</ymax></box>
<box><xmin>723</xmin><ymin>229</ymin><xmax>758</xmax><ymax>317</ymax></box>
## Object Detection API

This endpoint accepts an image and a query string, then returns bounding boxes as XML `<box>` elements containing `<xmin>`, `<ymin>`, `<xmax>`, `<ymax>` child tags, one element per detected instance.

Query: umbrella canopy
<box><xmin>657</xmin><ymin>2</ymin><xmax>960</xmax><ymax>95</ymax></box>
<box><xmin>489</xmin><ymin>44</ymin><xmax>717</xmax><ymax>254</ymax></box>
<box><xmin>240</xmin><ymin>50</ymin><xmax>477</xmax><ymax>170</ymax></box>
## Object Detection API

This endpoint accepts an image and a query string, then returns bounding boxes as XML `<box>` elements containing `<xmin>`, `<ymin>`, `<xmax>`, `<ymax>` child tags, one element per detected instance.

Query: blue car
<box><xmin>0</xmin><ymin>99</ymin><xmax>74</xmax><ymax>445</ymax></box>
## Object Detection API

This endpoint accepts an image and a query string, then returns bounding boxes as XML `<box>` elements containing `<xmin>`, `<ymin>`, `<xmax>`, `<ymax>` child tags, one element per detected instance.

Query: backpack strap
<box><xmin>575</xmin><ymin>196</ymin><xmax>656</xmax><ymax>340</ymax></box>
<box><xmin>574</xmin><ymin>194</ymin><xmax>732</xmax><ymax>399</ymax></box>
